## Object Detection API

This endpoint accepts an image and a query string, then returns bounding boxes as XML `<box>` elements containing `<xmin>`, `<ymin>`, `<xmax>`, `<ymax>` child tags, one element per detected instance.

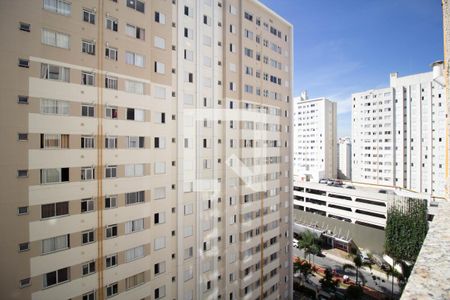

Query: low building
<box><xmin>293</xmin><ymin>180</ymin><xmax>439</xmax><ymax>253</ymax></box>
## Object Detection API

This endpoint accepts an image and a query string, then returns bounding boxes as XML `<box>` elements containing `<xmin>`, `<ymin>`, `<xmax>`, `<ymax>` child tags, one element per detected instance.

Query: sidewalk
<box><xmin>322</xmin><ymin>250</ymin><xmax>389</xmax><ymax>280</ymax></box>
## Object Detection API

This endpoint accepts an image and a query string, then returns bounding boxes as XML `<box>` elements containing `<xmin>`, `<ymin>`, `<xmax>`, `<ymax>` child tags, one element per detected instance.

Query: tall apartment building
<box><xmin>352</xmin><ymin>62</ymin><xmax>446</xmax><ymax>199</ymax></box>
<box><xmin>443</xmin><ymin>0</ymin><xmax>450</xmax><ymax>199</ymax></box>
<box><xmin>293</xmin><ymin>92</ymin><xmax>337</xmax><ymax>181</ymax></box>
<box><xmin>0</xmin><ymin>1</ymin><xmax>293</xmax><ymax>299</ymax></box>
<box><xmin>337</xmin><ymin>137</ymin><xmax>351</xmax><ymax>180</ymax></box>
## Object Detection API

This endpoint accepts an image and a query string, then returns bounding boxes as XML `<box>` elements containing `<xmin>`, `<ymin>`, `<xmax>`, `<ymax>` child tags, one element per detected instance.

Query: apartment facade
<box><xmin>352</xmin><ymin>63</ymin><xmax>447</xmax><ymax>199</ymax></box>
<box><xmin>293</xmin><ymin>93</ymin><xmax>337</xmax><ymax>181</ymax></box>
<box><xmin>444</xmin><ymin>0</ymin><xmax>450</xmax><ymax>200</ymax></box>
<box><xmin>0</xmin><ymin>1</ymin><xmax>293</xmax><ymax>300</ymax></box>
<box><xmin>337</xmin><ymin>137</ymin><xmax>351</xmax><ymax>180</ymax></box>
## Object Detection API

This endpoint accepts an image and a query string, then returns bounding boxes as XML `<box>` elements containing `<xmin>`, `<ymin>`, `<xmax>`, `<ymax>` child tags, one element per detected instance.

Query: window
<box><xmin>125</xmin><ymin>191</ymin><xmax>145</xmax><ymax>205</ymax></box>
<box><xmin>126</xmin><ymin>108</ymin><xmax>144</xmax><ymax>121</ymax></box>
<box><xmin>105</xmin><ymin>166</ymin><xmax>117</xmax><ymax>179</ymax></box>
<box><xmin>154</xmin><ymin>61</ymin><xmax>165</xmax><ymax>74</ymax></box>
<box><xmin>43</xmin><ymin>0</ymin><xmax>71</xmax><ymax>16</ymax></box>
<box><xmin>19</xmin><ymin>242</ymin><xmax>29</xmax><ymax>252</ymax></box>
<box><xmin>43</xmin><ymin>267</ymin><xmax>70</xmax><ymax>288</ymax></box>
<box><xmin>126</xmin><ymin>24</ymin><xmax>145</xmax><ymax>40</ymax></box>
<box><xmin>105</xmin><ymin>195</ymin><xmax>117</xmax><ymax>208</ymax></box>
<box><xmin>81</xmin><ymin>104</ymin><xmax>94</xmax><ymax>117</ymax></box>
<box><xmin>126</xmin><ymin>272</ymin><xmax>145</xmax><ymax>290</ymax></box>
<box><xmin>106</xmin><ymin>282</ymin><xmax>118</xmax><ymax>298</ymax></box>
<box><xmin>18</xmin><ymin>206</ymin><xmax>29</xmax><ymax>215</ymax></box>
<box><xmin>154</xmin><ymin>237</ymin><xmax>166</xmax><ymax>250</ymax></box>
<box><xmin>105</xmin><ymin>76</ymin><xmax>118</xmax><ymax>89</ymax></box>
<box><xmin>42</xmin><ymin>234</ymin><xmax>69</xmax><ymax>254</ymax></box>
<box><xmin>18</xmin><ymin>95</ymin><xmax>29</xmax><ymax>104</ymax></box>
<box><xmin>154</xmin><ymin>112</ymin><xmax>166</xmax><ymax>124</ymax></box>
<box><xmin>40</xmin><ymin>134</ymin><xmax>69</xmax><ymax>149</ymax></box>
<box><xmin>125</xmin><ymin>80</ymin><xmax>144</xmax><ymax>95</ymax></box>
<box><xmin>126</xmin><ymin>0</ymin><xmax>144</xmax><ymax>13</ymax></box>
<box><xmin>82</xmin><ymin>230</ymin><xmax>95</xmax><ymax>244</ymax></box>
<box><xmin>184</xmin><ymin>6</ymin><xmax>192</xmax><ymax>17</ymax></box>
<box><xmin>106</xmin><ymin>16</ymin><xmax>118</xmax><ymax>31</ymax></box>
<box><xmin>81</xmin><ymin>136</ymin><xmax>94</xmax><ymax>148</ymax></box>
<box><xmin>82</xmin><ymin>40</ymin><xmax>95</xmax><ymax>55</ymax></box>
<box><xmin>40</xmin><ymin>168</ymin><xmax>69</xmax><ymax>184</ymax></box>
<box><xmin>83</xmin><ymin>9</ymin><xmax>95</xmax><ymax>24</ymax></box>
<box><xmin>155</xmin><ymin>11</ymin><xmax>166</xmax><ymax>24</ymax></box>
<box><xmin>184</xmin><ymin>72</ymin><xmax>193</xmax><ymax>83</ymax></box>
<box><xmin>154</xmin><ymin>212</ymin><xmax>166</xmax><ymax>224</ymax></box>
<box><xmin>81</xmin><ymin>198</ymin><xmax>94</xmax><ymax>213</ymax></box>
<box><xmin>105</xmin><ymin>46</ymin><xmax>118</xmax><ymax>60</ymax></box>
<box><xmin>184</xmin><ymin>27</ymin><xmax>193</xmax><ymax>39</ymax></box>
<box><xmin>154</xmin><ymin>261</ymin><xmax>166</xmax><ymax>275</ymax></box>
<box><xmin>154</xmin><ymin>187</ymin><xmax>166</xmax><ymax>200</ymax></box>
<box><xmin>154</xmin><ymin>137</ymin><xmax>166</xmax><ymax>149</ymax></box>
<box><xmin>183</xmin><ymin>225</ymin><xmax>193</xmax><ymax>237</ymax></box>
<box><xmin>105</xmin><ymin>254</ymin><xmax>117</xmax><ymax>268</ymax></box>
<box><xmin>82</xmin><ymin>291</ymin><xmax>95</xmax><ymax>300</ymax></box>
<box><xmin>41</xmin><ymin>29</ymin><xmax>69</xmax><ymax>49</ymax></box>
<box><xmin>41</xmin><ymin>202</ymin><xmax>69</xmax><ymax>219</ymax></box>
<box><xmin>40</xmin><ymin>63</ymin><xmax>70</xmax><ymax>81</ymax></box>
<box><xmin>154</xmin><ymin>162</ymin><xmax>166</xmax><ymax>174</ymax></box>
<box><xmin>125</xmin><ymin>245</ymin><xmax>144</xmax><ymax>262</ymax></box>
<box><xmin>128</xmin><ymin>136</ymin><xmax>145</xmax><ymax>148</ymax></box>
<box><xmin>81</xmin><ymin>167</ymin><xmax>95</xmax><ymax>181</ymax></box>
<box><xmin>184</xmin><ymin>203</ymin><xmax>193</xmax><ymax>215</ymax></box>
<box><xmin>155</xmin><ymin>286</ymin><xmax>166</xmax><ymax>299</ymax></box>
<box><xmin>81</xmin><ymin>71</ymin><xmax>95</xmax><ymax>86</ymax></box>
<box><xmin>105</xmin><ymin>136</ymin><xmax>117</xmax><ymax>149</ymax></box>
<box><xmin>82</xmin><ymin>261</ymin><xmax>95</xmax><ymax>276</ymax></box>
<box><xmin>126</xmin><ymin>51</ymin><xmax>145</xmax><ymax>67</ymax></box>
<box><xmin>20</xmin><ymin>278</ymin><xmax>31</xmax><ymax>288</ymax></box>
<box><xmin>125</xmin><ymin>164</ymin><xmax>144</xmax><ymax>177</ymax></box>
<box><xmin>184</xmin><ymin>247</ymin><xmax>193</xmax><ymax>259</ymax></box>
<box><xmin>105</xmin><ymin>106</ymin><xmax>118</xmax><ymax>119</ymax></box>
<box><xmin>105</xmin><ymin>224</ymin><xmax>117</xmax><ymax>238</ymax></box>
<box><xmin>154</xmin><ymin>36</ymin><xmax>165</xmax><ymax>49</ymax></box>
<box><xmin>18</xmin><ymin>58</ymin><xmax>29</xmax><ymax>68</ymax></box>
<box><xmin>125</xmin><ymin>218</ymin><xmax>144</xmax><ymax>234</ymax></box>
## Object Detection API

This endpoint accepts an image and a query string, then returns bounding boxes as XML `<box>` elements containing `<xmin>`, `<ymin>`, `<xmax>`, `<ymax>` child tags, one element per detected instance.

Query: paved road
<box><xmin>293</xmin><ymin>247</ymin><xmax>401</xmax><ymax>298</ymax></box>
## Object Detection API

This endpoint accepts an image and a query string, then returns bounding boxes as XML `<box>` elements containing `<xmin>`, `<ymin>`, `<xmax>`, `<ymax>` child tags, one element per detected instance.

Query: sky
<box><xmin>260</xmin><ymin>0</ymin><xmax>444</xmax><ymax>137</ymax></box>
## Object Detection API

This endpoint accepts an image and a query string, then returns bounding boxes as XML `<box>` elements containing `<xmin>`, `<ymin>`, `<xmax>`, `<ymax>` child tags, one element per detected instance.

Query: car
<box><xmin>292</xmin><ymin>239</ymin><xmax>299</xmax><ymax>248</ymax></box>
<box><xmin>319</xmin><ymin>178</ymin><xmax>328</xmax><ymax>184</ymax></box>
<box><xmin>345</xmin><ymin>185</ymin><xmax>355</xmax><ymax>189</ymax></box>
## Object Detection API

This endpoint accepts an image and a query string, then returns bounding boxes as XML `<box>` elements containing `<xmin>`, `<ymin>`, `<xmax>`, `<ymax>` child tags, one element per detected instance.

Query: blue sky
<box><xmin>260</xmin><ymin>0</ymin><xmax>444</xmax><ymax>137</ymax></box>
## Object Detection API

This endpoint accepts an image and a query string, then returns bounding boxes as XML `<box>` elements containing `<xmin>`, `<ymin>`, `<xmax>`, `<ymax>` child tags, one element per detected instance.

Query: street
<box><xmin>293</xmin><ymin>247</ymin><xmax>401</xmax><ymax>298</ymax></box>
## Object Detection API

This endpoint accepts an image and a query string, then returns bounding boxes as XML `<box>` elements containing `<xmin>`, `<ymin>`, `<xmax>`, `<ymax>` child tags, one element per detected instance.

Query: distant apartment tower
<box><xmin>352</xmin><ymin>62</ymin><xmax>446</xmax><ymax>199</ymax></box>
<box><xmin>337</xmin><ymin>137</ymin><xmax>352</xmax><ymax>180</ymax></box>
<box><xmin>0</xmin><ymin>1</ymin><xmax>293</xmax><ymax>300</ymax></box>
<box><xmin>293</xmin><ymin>92</ymin><xmax>337</xmax><ymax>181</ymax></box>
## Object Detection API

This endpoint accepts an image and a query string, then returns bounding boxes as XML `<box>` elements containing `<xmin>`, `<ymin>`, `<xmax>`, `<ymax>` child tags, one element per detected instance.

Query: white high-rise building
<box><xmin>337</xmin><ymin>137</ymin><xmax>352</xmax><ymax>180</ymax></box>
<box><xmin>352</xmin><ymin>62</ymin><xmax>447</xmax><ymax>199</ymax></box>
<box><xmin>293</xmin><ymin>92</ymin><xmax>337</xmax><ymax>181</ymax></box>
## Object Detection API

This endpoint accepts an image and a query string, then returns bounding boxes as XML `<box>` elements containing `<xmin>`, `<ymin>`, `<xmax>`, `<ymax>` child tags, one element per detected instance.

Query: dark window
<box><xmin>19</xmin><ymin>22</ymin><xmax>31</xmax><ymax>32</ymax></box>
<box><xmin>61</xmin><ymin>168</ymin><xmax>69</xmax><ymax>181</ymax></box>
<box><xmin>18</xmin><ymin>95</ymin><xmax>29</xmax><ymax>104</ymax></box>
<box><xmin>18</xmin><ymin>58</ymin><xmax>29</xmax><ymax>68</ymax></box>
<box><xmin>127</xmin><ymin>0</ymin><xmax>144</xmax><ymax>13</ymax></box>
<box><xmin>41</xmin><ymin>202</ymin><xmax>69</xmax><ymax>218</ymax></box>
<box><xmin>127</xmin><ymin>108</ymin><xmax>135</xmax><ymax>120</ymax></box>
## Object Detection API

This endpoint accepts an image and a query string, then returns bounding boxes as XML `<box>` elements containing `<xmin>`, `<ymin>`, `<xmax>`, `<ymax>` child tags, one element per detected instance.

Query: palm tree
<box><xmin>310</xmin><ymin>243</ymin><xmax>321</xmax><ymax>266</ymax></box>
<box><xmin>384</xmin><ymin>263</ymin><xmax>400</xmax><ymax>300</ymax></box>
<box><xmin>343</xmin><ymin>255</ymin><xmax>372</xmax><ymax>285</ymax></box>
<box><xmin>298</xmin><ymin>231</ymin><xmax>315</xmax><ymax>262</ymax></box>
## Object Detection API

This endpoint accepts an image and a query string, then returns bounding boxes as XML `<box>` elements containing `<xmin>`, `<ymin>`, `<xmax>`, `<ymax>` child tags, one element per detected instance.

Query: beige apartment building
<box><xmin>0</xmin><ymin>0</ymin><xmax>293</xmax><ymax>299</ymax></box>
<box><xmin>443</xmin><ymin>0</ymin><xmax>450</xmax><ymax>199</ymax></box>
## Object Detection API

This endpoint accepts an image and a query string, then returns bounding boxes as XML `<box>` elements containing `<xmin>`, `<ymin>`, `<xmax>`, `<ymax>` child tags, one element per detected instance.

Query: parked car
<box><xmin>345</xmin><ymin>185</ymin><xmax>355</xmax><ymax>189</ymax></box>
<box><xmin>293</xmin><ymin>238</ymin><xmax>299</xmax><ymax>248</ymax></box>
<box><xmin>319</xmin><ymin>178</ymin><xmax>329</xmax><ymax>184</ymax></box>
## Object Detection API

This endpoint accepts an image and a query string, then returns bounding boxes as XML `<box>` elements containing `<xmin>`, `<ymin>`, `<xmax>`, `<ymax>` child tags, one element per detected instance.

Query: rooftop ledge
<box><xmin>401</xmin><ymin>201</ymin><xmax>450</xmax><ymax>299</ymax></box>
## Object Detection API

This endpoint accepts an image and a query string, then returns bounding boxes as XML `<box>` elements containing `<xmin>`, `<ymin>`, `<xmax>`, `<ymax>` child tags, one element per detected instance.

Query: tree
<box><xmin>385</xmin><ymin>198</ymin><xmax>428</xmax><ymax>262</ymax></box>
<box><xmin>294</xmin><ymin>258</ymin><xmax>312</xmax><ymax>284</ymax></box>
<box><xmin>310</xmin><ymin>243</ymin><xmax>321</xmax><ymax>266</ymax></box>
<box><xmin>384</xmin><ymin>262</ymin><xmax>401</xmax><ymax>300</ymax></box>
<box><xmin>345</xmin><ymin>285</ymin><xmax>363</xmax><ymax>300</ymax></box>
<box><xmin>298</xmin><ymin>231</ymin><xmax>315</xmax><ymax>262</ymax></box>
<box><xmin>343</xmin><ymin>255</ymin><xmax>371</xmax><ymax>285</ymax></box>
<box><xmin>319</xmin><ymin>268</ymin><xmax>338</xmax><ymax>292</ymax></box>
